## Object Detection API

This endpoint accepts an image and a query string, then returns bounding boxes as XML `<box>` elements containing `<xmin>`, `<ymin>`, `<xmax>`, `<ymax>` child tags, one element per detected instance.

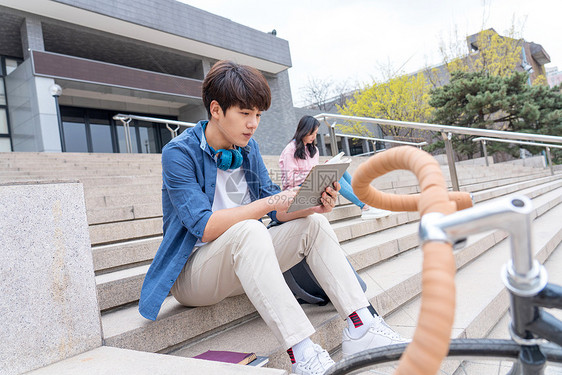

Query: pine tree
<box><xmin>428</xmin><ymin>71</ymin><xmax>562</xmax><ymax>161</ymax></box>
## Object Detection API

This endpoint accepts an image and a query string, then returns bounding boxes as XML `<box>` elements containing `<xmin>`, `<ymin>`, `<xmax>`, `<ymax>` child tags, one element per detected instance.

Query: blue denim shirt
<box><xmin>138</xmin><ymin>120</ymin><xmax>281</xmax><ymax>320</ymax></box>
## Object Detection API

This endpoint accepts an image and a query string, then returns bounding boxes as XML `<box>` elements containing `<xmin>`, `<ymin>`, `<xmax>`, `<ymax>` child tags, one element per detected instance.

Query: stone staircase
<box><xmin>1</xmin><ymin>151</ymin><xmax>561</xmax><ymax>373</ymax></box>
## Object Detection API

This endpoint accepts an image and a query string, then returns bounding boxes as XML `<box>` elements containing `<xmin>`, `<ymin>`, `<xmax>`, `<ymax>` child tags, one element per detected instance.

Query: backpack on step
<box><xmin>268</xmin><ymin>220</ymin><xmax>377</xmax><ymax>315</ymax></box>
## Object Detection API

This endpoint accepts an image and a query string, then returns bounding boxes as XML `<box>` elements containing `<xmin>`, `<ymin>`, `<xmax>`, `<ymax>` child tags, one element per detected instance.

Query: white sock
<box><xmin>290</xmin><ymin>337</ymin><xmax>314</xmax><ymax>363</ymax></box>
<box><xmin>347</xmin><ymin>307</ymin><xmax>375</xmax><ymax>339</ymax></box>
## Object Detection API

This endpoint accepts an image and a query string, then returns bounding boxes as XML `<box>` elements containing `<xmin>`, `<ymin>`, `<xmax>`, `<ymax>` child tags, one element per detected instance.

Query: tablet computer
<box><xmin>286</xmin><ymin>162</ymin><xmax>351</xmax><ymax>213</ymax></box>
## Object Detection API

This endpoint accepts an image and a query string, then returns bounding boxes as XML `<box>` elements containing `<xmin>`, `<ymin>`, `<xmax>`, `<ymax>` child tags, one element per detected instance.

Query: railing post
<box><xmin>482</xmin><ymin>140</ymin><xmax>489</xmax><ymax>166</ymax></box>
<box><xmin>116</xmin><ymin>117</ymin><xmax>134</xmax><ymax>153</ymax></box>
<box><xmin>165</xmin><ymin>123</ymin><xmax>180</xmax><ymax>138</ymax></box>
<box><xmin>324</xmin><ymin>119</ymin><xmax>339</xmax><ymax>156</ymax></box>
<box><xmin>443</xmin><ymin>132</ymin><xmax>460</xmax><ymax>191</ymax></box>
<box><xmin>342</xmin><ymin>136</ymin><xmax>351</xmax><ymax>156</ymax></box>
<box><xmin>546</xmin><ymin>147</ymin><xmax>554</xmax><ymax>176</ymax></box>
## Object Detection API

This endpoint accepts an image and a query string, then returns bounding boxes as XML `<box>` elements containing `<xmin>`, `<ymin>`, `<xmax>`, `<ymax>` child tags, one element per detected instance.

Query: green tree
<box><xmin>428</xmin><ymin>71</ymin><xmax>562</xmax><ymax>160</ymax></box>
<box><xmin>338</xmin><ymin>73</ymin><xmax>433</xmax><ymax>139</ymax></box>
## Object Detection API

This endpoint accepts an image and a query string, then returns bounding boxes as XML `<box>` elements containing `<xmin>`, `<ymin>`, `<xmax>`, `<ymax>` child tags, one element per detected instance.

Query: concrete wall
<box><xmin>0</xmin><ymin>182</ymin><xmax>102</xmax><ymax>375</ymax></box>
<box><xmin>256</xmin><ymin>70</ymin><xmax>297</xmax><ymax>155</ymax></box>
<box><xmin>504</xmin><ymin>154</ymin><xmax>547</xmax><ymax>168</ymax></box>
<box><xmin>5</xmin><ymin>59</ymin><xmax>62</xmax><ymax>152</ymax></box>
<box><xmin>178</xmin><ymin>103</ymin><xmax>208</xmax><ymax>124</ymax></box>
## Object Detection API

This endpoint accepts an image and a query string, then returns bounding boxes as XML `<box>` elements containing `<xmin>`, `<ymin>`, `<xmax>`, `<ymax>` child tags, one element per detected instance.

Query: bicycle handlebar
<box><xmin>351</xmin><ymin>146</ymin><xmax>473</xmax><ymax>375</ymax></box>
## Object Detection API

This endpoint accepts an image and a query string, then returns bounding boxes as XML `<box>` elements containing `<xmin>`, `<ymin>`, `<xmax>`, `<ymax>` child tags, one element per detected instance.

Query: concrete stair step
<box><xmin>77</xmin><ymin>175</ymin><xmax>162</xmax><ymax>188</ymax></box>
<box><xmin>87</xmin><ymin>202</ymin><xmax>163</xmax><ymax>225</ymax></box>
<box><xmin>83</xmin><ymin>183</ymin><xmax>163</xmax><ymax>199</ymax></box>
<box><xmin>26</xmin><ymin>346</ymin><xmax>287</xmax><ymax>375</ymax></box>
<box><xmin>460</xmin><ymin>171</ymin><xmax>553</xmax><ymax>193</ymax></box>
<box><xmin>93</xmin><ymin>237</ymin><xmax>162</xmax><ymax>273</ymax></box>
<box><xmin>89</xmin><ymin>217</ymin><xmax>163</xmax><ymax>246</ymax></box>
<box><xmin>100</xmin><ymin>186</ymin><xmax>561</xmax><ymax>368</ymax></box>
<box><xmin>97</xmin><ymin>265</ymin><xmax>150</xmax><ymax>311</ymax></box>
<box><xmin>86</xmin><ymin>193</ymin><xmax>162</xmax><ymax>211</ymax></box>
<box><xmin>0</xmin><ymin>168</ymin><xmax>161</xmax><ymax>177</ymax></box>
<box><xmin>161</xmin><ymin>194</ymin><xmax>562</xmax><ymax>372</ymax></box>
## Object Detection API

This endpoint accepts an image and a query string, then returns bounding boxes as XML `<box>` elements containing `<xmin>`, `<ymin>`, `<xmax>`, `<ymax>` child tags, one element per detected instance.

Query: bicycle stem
<box><xmin>419</xmin><ymin>195</ymin><xmax>559</xmax><ymax>346</ymax></box>
<box><xmin>420</xmin><ymin>195</ymin><xmax>540</xmax><ymax>283</ymax></box>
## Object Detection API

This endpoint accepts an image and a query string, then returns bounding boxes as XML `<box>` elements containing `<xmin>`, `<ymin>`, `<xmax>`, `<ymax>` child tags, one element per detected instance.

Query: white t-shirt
<box><xmin>194</xmin><ymin>167</ymin><xmax>251</xmax><ymax>247</ymax></box>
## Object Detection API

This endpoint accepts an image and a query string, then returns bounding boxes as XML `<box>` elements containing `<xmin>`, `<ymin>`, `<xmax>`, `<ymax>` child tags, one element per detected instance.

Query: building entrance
<box><xmin>61</xmin><ymin>106</ymin><xmax>177</xmax><ymax>153</ymax></box>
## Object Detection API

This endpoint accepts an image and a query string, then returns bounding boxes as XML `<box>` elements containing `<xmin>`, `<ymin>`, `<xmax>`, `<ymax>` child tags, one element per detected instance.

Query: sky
<box><xmin>180</xmin><ymin>0</ymin><xmax>561</xmax><ymax>106</ymax></box>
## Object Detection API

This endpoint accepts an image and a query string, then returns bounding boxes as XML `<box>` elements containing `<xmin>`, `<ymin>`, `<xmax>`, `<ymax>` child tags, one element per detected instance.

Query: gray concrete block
<box><xmin>0</xmin><ymin>182</ymin><xmax>101</xmax><ymax>375</ymax></box>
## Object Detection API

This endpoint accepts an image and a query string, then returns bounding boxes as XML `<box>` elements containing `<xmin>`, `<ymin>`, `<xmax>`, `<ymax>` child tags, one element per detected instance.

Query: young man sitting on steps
<box><xmin>138</xmin><ymin>60</ymin><xmax>408</xmax><ymax>375</ymax></box>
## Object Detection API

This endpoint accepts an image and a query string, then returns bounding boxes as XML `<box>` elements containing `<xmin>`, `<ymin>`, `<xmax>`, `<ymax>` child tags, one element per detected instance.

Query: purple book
<box><xmin>193</xmin><ymin>350</ymin><xmax>257</xmax><ymax>365</ymax></box>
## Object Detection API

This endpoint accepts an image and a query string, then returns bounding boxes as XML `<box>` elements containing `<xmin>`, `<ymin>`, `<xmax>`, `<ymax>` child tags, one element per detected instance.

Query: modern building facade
<box><xmin>0</xmin><ymin>0</ymin><xmax>297</xmax><ymax>154</ymax></box>
<box><xmin>546</xmin><ymin>66</ymin><xmax>562</xmax><ymax>88</ymax></box>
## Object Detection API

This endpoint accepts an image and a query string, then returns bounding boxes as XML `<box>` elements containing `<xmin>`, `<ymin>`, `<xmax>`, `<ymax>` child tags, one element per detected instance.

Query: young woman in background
<box><xmin>279</xmin><ymin>115</ymin><xmax>391</xmax><ymax>220</ymax></box>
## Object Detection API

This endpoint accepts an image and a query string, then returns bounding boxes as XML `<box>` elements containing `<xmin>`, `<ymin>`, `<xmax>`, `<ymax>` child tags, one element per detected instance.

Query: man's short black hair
<box><xmin>202</xmin><ymin>60</ymin><xmax>272</xmax><ymax>118</ymax></box>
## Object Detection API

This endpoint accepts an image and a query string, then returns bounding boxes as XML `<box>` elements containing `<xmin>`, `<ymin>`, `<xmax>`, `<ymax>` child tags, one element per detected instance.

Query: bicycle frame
<box><xmin>420</xmin><ymin>195</ymin><xmax>562</xmax><ymax>374</ymax></box>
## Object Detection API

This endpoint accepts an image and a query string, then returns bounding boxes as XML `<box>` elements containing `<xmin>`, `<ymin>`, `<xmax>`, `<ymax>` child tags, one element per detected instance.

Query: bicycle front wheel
<box><xmin>325</xmin><ymin>339</ymin><xmax>562</xmax><ymax>375</ymax></box>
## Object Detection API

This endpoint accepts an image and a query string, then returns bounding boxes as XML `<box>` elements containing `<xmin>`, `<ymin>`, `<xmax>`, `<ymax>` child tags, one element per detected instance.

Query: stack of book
<box><xmin>193</xmin><ymin>350</ymin><xmax>269</xmax><ymax>367</ymax></box>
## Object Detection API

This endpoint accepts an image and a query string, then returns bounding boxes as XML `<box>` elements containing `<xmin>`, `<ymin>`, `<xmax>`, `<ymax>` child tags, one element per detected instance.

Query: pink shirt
<box><xmin>279</xmin><ymin>140</ymin><xmax>320</xmax><ymax>190</ymax></box>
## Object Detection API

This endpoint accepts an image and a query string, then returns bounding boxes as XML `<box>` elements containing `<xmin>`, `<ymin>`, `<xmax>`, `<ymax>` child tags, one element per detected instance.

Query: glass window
<box><xmin>90</xmin><ymin>123</ymin><xmax>113</xmax><ymax>153</ymax></box>
<box><xmin>0</xmin><ymin>109</ymin><xmax>8</xmax><ymax>134</ymax></box>
<box><xmin>0</xmin><ymin>137</ymin><xmax>11</xmax><ymax>152</ymax></box>
<box><xmin>63</xmin><ymin>121</ymin><xmax>88</xmax><ymax>152</ymax></box>
<box><xmin>5</xmin><ymin>59</ymin><xmax>18</xmax><ymax>75</ymax></box>
<box><xmin>88</xmin><ymin>110</ymin><xmax>113</xmax><ymax>153</ymax></box>
<box><xmin>116</xmin><ymin>124</ymin><xmax>138</xmax><ymax>153</ymax></box>
<box><xmin>159</xmin><ymin>127</ymin><xmax>173</xmax><ymax>149</ymax></box>
<box><xmin>0</xmin><ymin>78</ymin><xmax>5</xmax><ymax>105</ymax></box>
<box><xmin>137</xmin><ymin>121</ymin><xmax>157</xmax><ymax>153</ymax></box>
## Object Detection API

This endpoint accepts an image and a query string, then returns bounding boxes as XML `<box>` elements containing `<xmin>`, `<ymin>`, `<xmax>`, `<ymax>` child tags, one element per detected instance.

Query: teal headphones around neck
<box><xmin>202</xmin><ymin>123</ymin><xmax>243</xmax><ymax>171</ymax></box>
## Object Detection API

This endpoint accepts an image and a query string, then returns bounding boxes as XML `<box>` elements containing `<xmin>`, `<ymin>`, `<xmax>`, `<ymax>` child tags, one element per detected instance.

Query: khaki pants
<box><xmin>171</xmin><ymin>214</ymin><xmax>369</xmax><ymax>349</ymax></box>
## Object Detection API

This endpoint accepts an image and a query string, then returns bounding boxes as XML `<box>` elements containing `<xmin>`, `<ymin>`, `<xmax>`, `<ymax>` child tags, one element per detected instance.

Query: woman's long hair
<box><xmin>292</xmin><ymin>115</ymin><xmax>319</xmax><ymax>160</ymax></box>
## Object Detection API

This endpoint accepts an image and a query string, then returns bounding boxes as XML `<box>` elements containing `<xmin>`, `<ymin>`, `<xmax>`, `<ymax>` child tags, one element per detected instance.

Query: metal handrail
<box><xmin>113</xmin><ymin>114</ymin><xmax>196</xmax><ymax>153</ymax></box>
<box><xmin>334</xmin><ymin>132</ymin><xmax>427</xmax><ymax>148</ymax></box>
<box><xmin>315</xmin><ymin>113</ymin><xmax>562</xmax><ymax>143</ymax></box>
<box><xmin>473</xmin><ymin>137</ymin><xmax>562</xmax><ymax>175</ymax></box>
<box><xmin>315</xmin><ymin>113</ymin><xmax>562</xmax><ymax>191</ymax></box>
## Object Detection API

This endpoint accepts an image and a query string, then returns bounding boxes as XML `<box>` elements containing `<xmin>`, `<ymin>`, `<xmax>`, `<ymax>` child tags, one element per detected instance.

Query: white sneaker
<box><xmin>361</xmin><ymin>206</ymin><xmax>391</xmax><ymax>220</ymax></box>
<box><xmin>292</xmin><ymin>344</ymin><xmax>335</xmax><ymax>375</ymax></box>
<box><xmin>341</xmin><ymin>315</ymin><xmax>410</xmax><ymax>358</ymax></box>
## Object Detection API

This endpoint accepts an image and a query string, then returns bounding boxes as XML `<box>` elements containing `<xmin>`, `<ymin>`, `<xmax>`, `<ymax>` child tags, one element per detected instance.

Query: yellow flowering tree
<box><xmin>338</xmin><ymin>73</ymin><xmax>433</xmax><ymax>139</ymax></box>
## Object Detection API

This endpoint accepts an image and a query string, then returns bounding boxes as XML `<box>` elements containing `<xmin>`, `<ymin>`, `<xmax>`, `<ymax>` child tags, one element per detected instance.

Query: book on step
<box><xmin>193</xmin><ymin>350</ymin><xmax>258</xmax><ymax>365</ymax></box>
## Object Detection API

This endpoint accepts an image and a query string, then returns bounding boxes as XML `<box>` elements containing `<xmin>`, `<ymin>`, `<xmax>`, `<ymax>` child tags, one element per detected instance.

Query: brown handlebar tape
<box><xmin>351</xmin><ymin>148</ymin><xmax>472</xmax><ymax>214</ymax></box>
<box><xmin>351</xmin><ymin>146</ymin><xmax>470</xmax><ymax>375</ymax></box>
